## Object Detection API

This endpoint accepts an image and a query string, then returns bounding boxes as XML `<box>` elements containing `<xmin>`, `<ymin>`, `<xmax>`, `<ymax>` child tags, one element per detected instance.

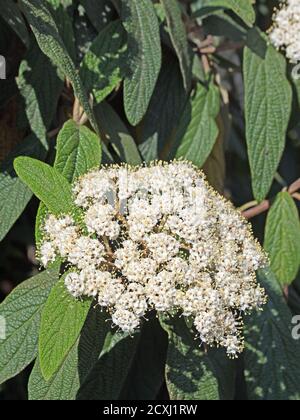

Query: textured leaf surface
<box><xmin>175</xmin><ymin>82</ymin><xmax>220</xmax><ymax>167</ymax></box>
<box><xmin>80</xmin><ymin>20</ymin><xmax>127</xmax><ymax>104</ymax></box>
<box><xmin>14</xmin><ymin>157</ymin><xmax>73</xmax><ymax>216</ymax></box>
<box><xmin>17</xmin><ymin>40</ymin><xmax>63</xmax><ymax>142</ymax></box>
<box><xmin>0</xmin><ymin>268</ymin><xmax>58</xmax><ymax>384</ymax></box>
<box><xmin>21</xmin><ymin>0</ymin><xmax>97</xmax><ymax>131</ymax></box>
<box><xmin>139</xmin><ymin>54</ymin><xmax>187</xmax><ymax>162</ymax></box>
<box><xmin>122</xmin><ymin>0</ymin><xmax>162</xmax><ymax>126</ymax></box>
<box><xmin>160</xmin><ymin>0</ymin><xmax>191</xmax><ymax>91</ymax></box>
<box><xmin>264</xmin><ymin>192</ymin><xmax>300</xmax><ymax>286</ymax></box>
<box><xmin>77</xmin><ymin>333</ymin><xmax>139</xmax><ymax>400</ymax></box>
<box><xmin>244</xmin><ymin>40</ymin><xmax>292</xmax><ymax>201</ymax></box>
<box><xmin>95</xmin><ymin>102</ymin><xmax>142</xmax><ymax>165</ymax></box>
<box><xmin>202</xmin><ymin>115</ymin><xmax>226</xmax><ymax>194</ymax></box>
<box><xmin>120</xmin><ymin>318</ymin><xmax>168</xmax><ymax>400</ymax></box>
<box><xmin>193</xmin><ymin>0</ymin><xmax>256</xmax><ymax>26</ymax></box>
<box><xmin>54</xmin><ymin>120</ymin><xmax>101</xmax><ymax>182</ymax></box>
<box><xmin>46</xmin><ymin>0</ymin><xmax>76</xmax><ymax>61</ymax></box>
<box><xmin>244</xmin><ymin>269</ymin><xmax>300</xmax><ymax>400</ymax></box>
<box><xmin>39</xmin><ymin>275</ymin><xmax>91</xmax><ymax>380</ymax></box>
<box><xmin>160</xmin><ymin>316</ymin><xmax>236</xmax><ymax>400</ymax></box>
<box><xmin>29</xmin><ymin>309</ymin><xmax>110</xmax><ymax>400</ymax></box>
<box><xmin>0</xmin><ymin>135</ymin><xmax>47</xmax><ymax>242</ymax></box>
<box><xmin>80</xmin><ymin>0</ymin><xmax>115</xmax><ymax>32</ymax></box>
<box><xmin>0</xmin><ymin>0</ymin><xmax>29</xmax><ymax>47</ymax></box>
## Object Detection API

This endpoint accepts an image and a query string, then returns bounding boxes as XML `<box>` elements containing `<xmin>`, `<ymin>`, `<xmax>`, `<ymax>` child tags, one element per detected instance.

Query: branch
<box><xmin>241</xmin><ymin>178</ymin><xmax>300</xmax><ymax>220</ymax></box>
<box><xmin>242</xmin><ymin>200</ymin><xmax>270</xmax><ymax>220</ymax></box>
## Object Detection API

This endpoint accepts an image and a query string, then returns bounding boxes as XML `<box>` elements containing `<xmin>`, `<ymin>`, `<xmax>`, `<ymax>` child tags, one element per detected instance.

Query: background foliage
<box><xmin>1</xmin><ymin>0</ymin><xmax>300</xmax><ymax>400</ymax></box>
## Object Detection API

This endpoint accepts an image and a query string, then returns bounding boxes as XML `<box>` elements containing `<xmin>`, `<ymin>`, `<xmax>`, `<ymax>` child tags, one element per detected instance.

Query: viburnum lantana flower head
<box><xmin>269</xmin><ymin>0</ymin><xmax>300</xmax><ymax>63</ymax></box>
<box><xmin>39</xmin><ymin>161</ymin><xmax>267</xmax><ymax>357</ymax></box>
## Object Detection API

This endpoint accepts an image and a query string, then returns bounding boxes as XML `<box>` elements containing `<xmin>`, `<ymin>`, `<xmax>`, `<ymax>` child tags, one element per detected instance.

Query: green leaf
<box><xmin>46</xmin><ymin>0</ymin><xmax>76</xmax><ymax>61</ymax></box>
<box><xmin>160</xmin><ymin>316</ymin><xmax>236</xmax><ymax>400</ymax></box>
<box><xmin>202</xmin><ymin>119</ymin><xmax>225</xmax><ymax>194</ymax></box>
<box><xmin>244</xmin><ymin>38</ymin><xmax>292</xmax><ymax>201</ymax></box>
<box><xmin>0</xmin><ymin>135</ymin><xmax>47</xmax><ymax>242</ymax></box>
<box><xmin>21</xmin><ymin>0</ymin><xmax>98</xmax><ymax>132</ymax></box>
<box><xmin>120</xmin><ymin>317</ymin><xmax>168</xmax><ymax>400</ymax></box>
<box><xmin>193</xmin><ymin>0</ymin><xmax>256</xmax><ymax>27</ymax></box>
<box><xmin>35</xmin><ymin>120</ymin><xmax>101</xmax><ymax>245</ymax></box>
<box><xmin>160</xmin><ymin>0</ymin><xmax>191</xmax><ymax>91</ymax></box>
<box><xmin>80</xmin><ymin>0</ymin><xmax>115</xmax><ymax>33</ymax></box>
<box><xmin>77</xmin><ymin>333</ymin><xmax>140</xmax><ymax>400</ymax></box>
<box><xmin>139</xmin><ymin>53</ymin><xmax>187</xmax><ymax>162</ymax></box>
<box><xmin>39</xmin><ymin>274</ymin><xmax>91</xmax><ymax>380</ymax></box>
<box><xmin>0</xmin><ymin>0</ymin><xmax>29</xmax><ymax>47</ymax></box>
<box><xmin>264</xmin><ymin>192</ymin><xmax>300</xmax><ymax>286</ymax></box>
<box><xmin>174</xmin><ymin>82</ymin><xmax>220</xmax><ymax>167</ymax></box>
<box><xmin>0</xmin><ymin>267</ymin><xmax>59</xmax><ymax>385</ymax></box>
<box><xmin>28</xmin><ymin>308</ymin><xmax>110</xmax><ymax>400</ymax></box>
<box><xmin>29</xmin><ymin>340</ymin><xmax>81</xmax><ymax>400</ymax></box>
<box><xmin>122</xmin><ymin>0</ymin><xmax>162</xmax><ymax>126</ymax></box>
<box><xmin>95</xmin><ymin>102</ymin><xmax>142</xmax><ymax>165</ymax></box>
<box><xmin>14</xmin><ymin>157</ymin><xmax>73</xmax><ymax>216</ymax></box>
<box><xmin>54</xmin><ymin>120</ymin><xmax>101</xmax><ymax>182</ymax></box>
<box><xmin>244</xmin><ymin>269</ymin><xmax>300</xmax><ymax>400</ymax></box>
<box><xmin>16</xmin><ymin>39</ymin><xmax>64</xmax><ymax>143</ymax></box>
<box><xmin>80</xmin><ymin>20</ymin><xmax>127</xmax><ymax>104</ymax></box>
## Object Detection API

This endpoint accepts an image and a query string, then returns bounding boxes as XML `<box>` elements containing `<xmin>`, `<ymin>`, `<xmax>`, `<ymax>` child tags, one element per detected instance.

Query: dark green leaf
<box><xmin>120</xmin><ymin>317</ymin><xmax>168</xmax><ymax>400</ymax></box>
<box><xmin>244</xmin><ymin>269</ymin><xmax>300</xmax><ymax>400</ymax></box>
<box><xmin>160</xmin><ymin>0</ymin><xmax>191</xmax><ymax>91</ymax></box>
<box><xmin>264</xmin><ymin>192</ymin><xmax>300</xmax><ymax>286</ymax></box>
<box><xmin>77</xmin><ymin>332</ymin><xmax>139</xmax><ymax>400</ymax></box>
<box><xmin>28</xmin><ymin>308</ymin><xmax>110</xmax><ymax>400</ymax></box>
<box><xmin>160</xmin><ymin>316</ymin><xmax>236</xmax><ymax>400</ymax></box>
<box><xmin>122</xmin><ymin>0</ymin><xmax>162</xmax><ymax>126</ymax></box>
<box><xmin>14</xmin><ymin>157</ymin><xmax>74</xmax><ymax>216</ymax></box>
<box><xmin>21</xmin><ymin>0</ymin><xmax>98</xmax><ymax>132</ymax></box>
<box><xmin>174</xmin><ymin>81</ymin><xmax>220</xmax><ymax>167</ymax></box>
<box><xmin>244</xmin><ymin>37</ymin><xmax>292</xmax><ymax>201</ymax></box>
<box><xmin>95</xmin><ymin>102</ymin><xmax>142</xmax><ymax>165</ymax></box>
<box><xmin>139</xmin><ymin>54</ymin><xmax>187</xmax><ymax>162</ymax></box>
<box><xmin>0</xmin><ymin>0</ymin><xmax>29</xmax><ymax>47</ymax></box>
<box><xmin>0</xmin><ymin>267</ymin><xmax>59</xmax><ymax>384</ymax></box>
<box><xmin>193</xmin><ymin>0</ymin><xmax>256</xmax><ymax>26</ymax></box>
<box><xmin>39</xmin><ymin>274</ymin><xmax>91</xmax><ymax>380</ymax></box>
<box><xmin>80</xmin><ymin>20</ymin><xmax>127</xmax><ymax>104</ymax></box>
<box><xmin>80</xmin><ymin>0</ymin><xmax>115</xmax><ymax>33</ymax></box>
<box><xmin>54</xmin><ymin>120</ymin><xmax>101</xmax><ymax>182</ymax></box>
<box><xmin>0</xmin><ymin>135</ymin><xmax>47</xmax><ymax>242</ymax></box>
<box><xmin>17</xmin><ymin>39</ymin><xmax>63</xmax><ymax>143</ymax></box>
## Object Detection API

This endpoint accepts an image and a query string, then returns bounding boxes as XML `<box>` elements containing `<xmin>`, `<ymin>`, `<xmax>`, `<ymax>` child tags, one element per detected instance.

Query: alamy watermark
<box><xmin>292</xmin><ymin>316</ymin><xmax>300</xmax><ymax>340</ymax></box>
<box><xmin>0</xmin><ymin>315</ymin><xmax>6</xmax><ymax>340</ymax></box>
<box><xmin>0</xmin><ymin>55</ymin><xmax>6</xmax><ymax>80</ymax></box>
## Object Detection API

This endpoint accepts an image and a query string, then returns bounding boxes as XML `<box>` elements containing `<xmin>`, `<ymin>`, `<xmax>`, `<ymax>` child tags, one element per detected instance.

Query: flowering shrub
<box><xmin>39</xmin><ymin>162</ymin><xmax>267</xmax><ymax>356</ymax></box>
<box><xmin>1</xmin><ymin>0</ymin><xmax>300</xmax><ymax>401</ymax></box>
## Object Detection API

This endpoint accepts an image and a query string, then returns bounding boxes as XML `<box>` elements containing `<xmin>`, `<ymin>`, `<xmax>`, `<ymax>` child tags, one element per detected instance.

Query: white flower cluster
<box><xmin>39</xmin><ymin>161</ymin><xmax>267</xmax><ymax>357</ymax></box>
<box><xmin>269</xmin><ymin>0</ymin><xmax>300</xmax><ymax>63</ymax></box>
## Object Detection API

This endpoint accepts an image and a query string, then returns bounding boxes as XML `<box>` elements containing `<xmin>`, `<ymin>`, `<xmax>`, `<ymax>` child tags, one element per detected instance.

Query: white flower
<box><xmin>269</xmin><ymin>0</ymin><xmax>300</xmax><ymax>63</ymax></box>
<box><xmin>85</xmin><ymin>202</ymin><xmax>120</xmax><ymax>240</ymax></box>
<box><xmin>43</xmin><ymin>214</ymin><xmax>78</xmax><ymax>257</ymax></box>
<box><xmin>116</xmin><ymin>283</ymin><xmax>148</xmax><ymax>317</ymax></box>
<box><xmin>68</xmin><ymin>236</ymin><xmax>105</xmax><ymax>270</ymax></box>
<box><xmin>39</xmin><ymin>161</ymin><xmax>268</xmax><ymax>357</ymax></box>
<box><xmin>65</xmin><ymin>272</ymin><xmax>85</xmax><ymax>298</ymax></box>
<box><xmin>146</xmin><ymin>270</ymin><xmax>177</xmax><ymax>311</ymax></box>
<box><xmin>40</xmin><ymin>241</ymin><xmax>56</xmax><ymax>266</ymax></box>
<box><xmin>111</xmin><ymin>308</ymin><xmax>140</xmax><ymax>333</ymax></box>
<box><xmin>97</xmin><ymin>274</ymin><xmax>125</xmax><ymax>307</ymax></box>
